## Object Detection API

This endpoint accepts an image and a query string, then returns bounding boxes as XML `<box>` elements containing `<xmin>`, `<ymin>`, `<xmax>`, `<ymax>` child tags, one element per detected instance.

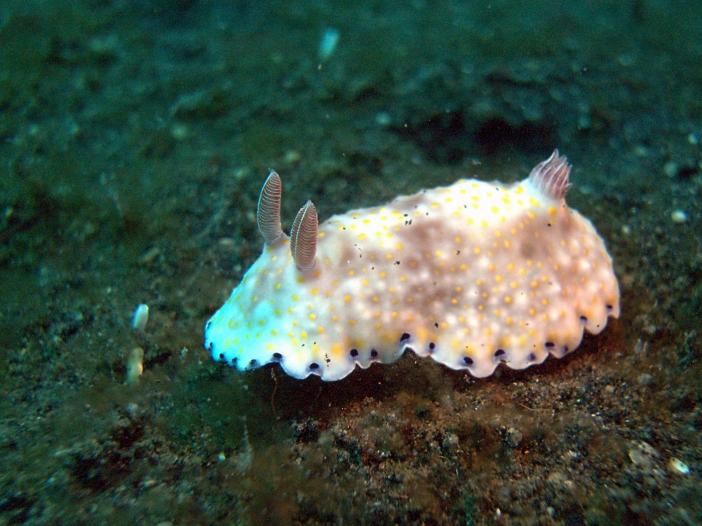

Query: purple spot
<box><xmin>309</xmin><ymin>362</ymin><xmax>320</xmax><ymax>370</ymax></box>
<box><xmin>350</xmin><ymin>349</ymin><xmax>359</xmax><ymax>357</ymax></box>
<box><xmin>272</xmin><ymin>352</ymin><xmax>283</xmax><ymax>361</ymax></box>
<box><xmin>370</xmin><ymin>349</ymin><xmax>379</xmax><ymax>358</ymax></box>
<box><xmin>463</xmin><ymin>356</ymin><xmax>474</xmax><ymax>366</ymax></box>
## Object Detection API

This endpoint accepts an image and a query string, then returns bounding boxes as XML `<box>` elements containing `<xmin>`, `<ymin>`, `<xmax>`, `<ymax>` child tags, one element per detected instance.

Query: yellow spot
<box><xmin>343</xmin><ymin>294</ymin><xmax>351</xmax><ymax>303</ymax></box>
<box><xmin>451</xmin><ymin>298</ymin><xmax>458</xmax><ymax>305</ymax></box>
<box><xmin>358</xmin><ymin>233</ymin><xmax>367</xmax><ymax>240</ymax></box>
<box><xmin>318</xmin><ymin>231</ymin><xmax>326</xmax><ymax>238</ymax></box>
<box><xmin>291</xmin><ymin>294</ymin><xmax>300</xmax><ymax>302</ymax></box>
<box><xmin>270</xmin><ymin>329</ymin><xmax>278</xmax><ymax>336</ymax></box>
<box><xmin>274</xmin><ymin>282</ymin><xmax>282</xmax><ymax>290</ymax></box>
<box><xmin>347</xmin><ymin>269</ymin><xmax>355</xmax><ymax>277</ymax></box>
<box><xmin>310</xmin><ymin>287</ymin><xmax>319</xmax><ymax>296</ymax></box>
<box><xmin>495</xmin><ymin>274</ymin><xmax>503</xmax><ymax>283</ymax></box>
<box><xmin>317</xmin><ymin>326</ymin><xmax>325</xmax><ymax>334</ymax></box>
<box><xmin>309</xmin><ymin>313</ymin><xmax>317</xmax><ymax>321</ymax></box>
<box><xmin>435</xmin><ymin>250</ymin><xmax>443</xmax><ymax>258</ymax></box>
<box><xmin>459</xmin><ymin>263</ymin><xmax>469</xmax><ymax>271</ymax></box>
<box><xmin>379</xmin><ymin>271</ymin><xmax>387</xmax><ymax>278</ymax></box>
<box><xmin>504</xmin><ymin>295</ymin><xmax>513</xmax><ymax>304</ymax></box>
<box><xmin>300</xmin><ymin>331</ymin><xmax>308</xmax><ymax>339</ymax></box>
<box><xmin>548</xmin><ymin>206</ymin><xmax>557</xmax><ymax>216</ymax></box>
<box><xmin>227</xmin><ymin>319</ymin><xmax>237</xmax><ymax>329</ymax></box>
<box><xmin>454</xmin><ymin>235</ymin><xmax>462</xmax><ymax>244</ymax></box>
<box><xmin>331</xmin><ymin>342</ymin><xmax>343</xmax><ymax>358</ymax></box>
<box><xmin>274</xmin><ymin>308</ymin><xmax>282</xmax><ymax>316</ymax></box>
<box><xmin>473</xmin><ymin>247</ymin><xmax>481</xmax><ymax>255</ymax></box>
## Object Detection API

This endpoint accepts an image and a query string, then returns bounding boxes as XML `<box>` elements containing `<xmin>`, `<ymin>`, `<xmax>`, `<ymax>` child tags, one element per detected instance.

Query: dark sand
<box><xmin>1</xmin><ymin>1</ymin><xmax>700</xmax><ymax>524</ymax></box>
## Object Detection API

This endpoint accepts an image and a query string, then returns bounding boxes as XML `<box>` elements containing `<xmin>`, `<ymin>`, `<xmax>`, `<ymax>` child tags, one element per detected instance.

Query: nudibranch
<box><xmin>205</xmin><ymin>151</ymin><xmax>619</xmax><ymax>381</ymax></box>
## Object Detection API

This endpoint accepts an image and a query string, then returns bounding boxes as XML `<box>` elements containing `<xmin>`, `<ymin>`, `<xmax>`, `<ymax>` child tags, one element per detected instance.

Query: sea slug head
<box><xmin>204</xmin><ymin>171</ymin><xmax>329</xmax><ymax>378</ymax></box>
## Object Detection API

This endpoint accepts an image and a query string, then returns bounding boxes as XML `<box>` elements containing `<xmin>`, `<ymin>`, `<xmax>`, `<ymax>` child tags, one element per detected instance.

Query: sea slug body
<box><xmin>205</xmin><ymin>151</ymin><xmax>620</xmax><ymax>381</ymax></box>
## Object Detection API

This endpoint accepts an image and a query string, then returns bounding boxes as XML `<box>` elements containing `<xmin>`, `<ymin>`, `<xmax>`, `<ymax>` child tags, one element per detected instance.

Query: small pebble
<box><xmin>668</xmin><ymin>457</ymin><xmax>690</xmax><ymax>475</ymax></box>
<box><xmin>375</xmin><ymin>111</ymin><xmax>392</xmax><ymax>127</ymax></box>
<box><xmin>283</xmin><ymin>150</ymin><xmax>301</xmax><ymax>165</ymax></box>
<box><xmin>637</xmin><ymin>373</ymin><xmax>654</xmax><ymax>386</ymax></box>
<box><xmin>170</xmin><ymin>123</ymin><xmax>189</xmax><ymax>140</ymax></box>
<box><xmin>506</xmin><ymin>427</ymin><xmax>523</xmax><ymax>448</ymax></box>
<box><xmin>671</xmin><ymin>209</ymin><xmax>688</xmax><ymax>223</ymax></box>
<box><xmin>663</xmin><ymin>161</ymin><xmax>678</xmax><ymax>178</ymax></box>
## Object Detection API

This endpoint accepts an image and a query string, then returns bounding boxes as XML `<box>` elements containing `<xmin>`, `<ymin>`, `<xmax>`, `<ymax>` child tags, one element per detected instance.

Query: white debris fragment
<box><xmin>668</xmin><ymin>457</ymin><xmax>690</xmax><ymax>475</ymax></box>
<box><xmin>125</xmin><ymin>347</ymin><xmax>144</xmax><ymax>385</ymax></box>
<box><xmin>132</xmin><ymin>304</ymin><xmax>149</xmax><ymax>332</ymax></box>
<box><xmin>671</xmin><ymin>209</ymin><xmax>688</xmax><ymax>223</ymax></box>
<box><xmin>318</xmin><ymin>27</ymin><xmax>340</xmax><ymax>62</ymax></box>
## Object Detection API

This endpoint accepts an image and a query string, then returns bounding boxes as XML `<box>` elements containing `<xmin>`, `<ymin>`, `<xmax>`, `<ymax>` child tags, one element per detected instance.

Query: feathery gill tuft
<box><xmin>528</xmin><ymin>149</ymin><xmax>572</xmax><ymax>201</ymax></box>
